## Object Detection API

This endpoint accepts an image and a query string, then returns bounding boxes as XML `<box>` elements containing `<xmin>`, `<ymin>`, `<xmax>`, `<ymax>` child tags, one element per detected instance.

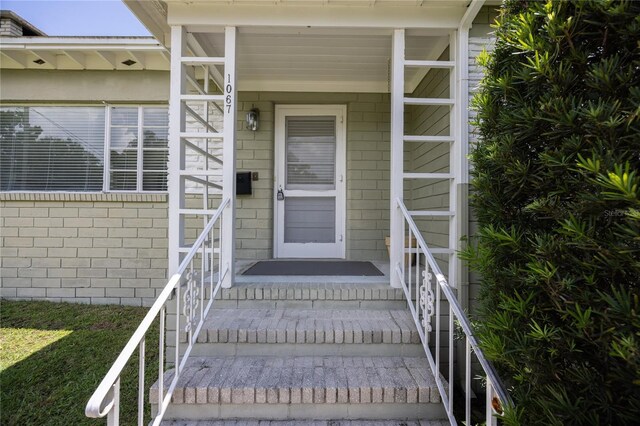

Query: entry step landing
<box><xmin>161</xmin><ymin>420</ymin><xmax>449</xmax><ymax>425</ymax></box>
<box><xmin>194</xmin><ymin>309</ymin><xmax>420</xmax><ymax>345</ymax></box>
<box><xmin>208</xmin><ymin>281</ymin><xmax>410</xmax><ymax>310</ymax></box>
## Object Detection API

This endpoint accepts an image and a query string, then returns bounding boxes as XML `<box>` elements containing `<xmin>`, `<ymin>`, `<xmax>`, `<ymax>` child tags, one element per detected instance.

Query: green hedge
<box><xmin>465</xmin><ymin>1</ymin><xmax>640</xmax><ymax>424</ymax></box>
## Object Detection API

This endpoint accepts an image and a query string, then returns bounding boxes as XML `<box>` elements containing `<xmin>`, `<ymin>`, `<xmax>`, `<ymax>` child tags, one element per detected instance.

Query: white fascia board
<box><xmin>123</xmin><ymin>0</ymin><xmax>169</xmax><ymax>46</ymax></box>
<box><xmin>0</xmin><ymin>36</ymin><xmax>161</xmax><ymax>45</ymax></box>
<box><xmin>0</xmin><ymin>37</ymin><xmax>165</xmax><ymax>56</ymax></box>
<box><xmin>167</xmin><ymin>3</ymin><xmax>466</xmax><ymax>29</ymax></box>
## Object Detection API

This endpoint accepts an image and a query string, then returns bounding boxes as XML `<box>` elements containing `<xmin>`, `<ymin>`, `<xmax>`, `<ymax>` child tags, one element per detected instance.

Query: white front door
<box><xmin>274</xmin><ymin>105</ymin><xmax>346</xmax><ymax>258</ymax></box>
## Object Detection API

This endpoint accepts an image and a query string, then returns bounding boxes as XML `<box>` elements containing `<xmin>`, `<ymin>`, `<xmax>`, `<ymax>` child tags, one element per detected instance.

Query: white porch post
<box><xmin>390</xmin><ymin>29</ymin><xmax>405</xmax><ymax>289</ymax></box>
<box><xmin>168</xmin><ymin>25</ymin><xmax>186</xmax><ymax>276</ymax></box>
<box><xmin>448</xmin><ymin>29</ymin><xmax>460</xmax><ymax>290</ymax></box>
<box><xmin>221</xmin><ymin>26</ymin><xmax>237</xmax><ymax>288</ymax></box>
<box><xmin>455</xmin><ymin>25</ymin><xmax>471</xmax><ymax>307</ymax></box>
<box><xmin>454</xmin><ymin>0</ymin><xmax>484</xmax><ymax>301</ymax></box>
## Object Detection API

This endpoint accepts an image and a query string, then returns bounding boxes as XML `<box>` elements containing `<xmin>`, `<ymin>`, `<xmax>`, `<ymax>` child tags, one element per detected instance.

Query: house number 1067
<box><xmin>225</xmin><ymin>74</ymin><xmax>233</xmax><ymax>113</ymax></box>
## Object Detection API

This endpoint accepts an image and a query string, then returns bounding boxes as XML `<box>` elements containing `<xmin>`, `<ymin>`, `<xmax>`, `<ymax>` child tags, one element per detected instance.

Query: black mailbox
<box><xmin>236</xmin><ymin>171</ymin><xmax>252</xmax><ymax>195</ymax></box>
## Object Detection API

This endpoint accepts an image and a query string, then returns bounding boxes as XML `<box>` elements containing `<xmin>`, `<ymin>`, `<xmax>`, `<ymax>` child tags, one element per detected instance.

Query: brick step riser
<box><xmin>154</xmin><ymin>403</ymin><xmax>445</xmax><ymax>422</ymax></box>
<box><xmin>166</xmin><ymin>300</ymin><xmax>412</xmax><ymax>314</ymax></box>
<box><xmin>213</xmin><ymin>289</ymin><xmax>406</xmax><ymax>303</ymax></box>
<box><xmin>189</xmin><ymin>342</ymin><xmax>426</xmax><ymax>358</ymax></box>
<box><xmin>149</xmin><ymin>356</ymin><xmax>447</xmax><ymax>421</ymax></box>
<box><xmin>218</xmin><ymin>300</ymin><xmax>412</xmax><ymax>310</ymax></box>
<box><xmin>161</xmin><ymin>420</ymin><xmax>448</xmax><ymax>426</ymax></box>
<box><xmin>190</xmin><ymin>283</ymin><xmax>408</xmax><ymax>303</ymax></box>
<box><xmin>182</xmin><ymin>322</ymin><xmax>422</xmax><ymax>346</ymax></box>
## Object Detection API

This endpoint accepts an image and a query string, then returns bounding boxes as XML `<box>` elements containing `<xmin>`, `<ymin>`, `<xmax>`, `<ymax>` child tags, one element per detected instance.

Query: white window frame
<box><xmin>105</xmin><ymin>105</ymin><xmax>169</xmax><ymax>193</ymax></box>
<box><xmin>0</xmin><ymin>103</ymin><xmax>169</xmax><ymax>195</ymax></box>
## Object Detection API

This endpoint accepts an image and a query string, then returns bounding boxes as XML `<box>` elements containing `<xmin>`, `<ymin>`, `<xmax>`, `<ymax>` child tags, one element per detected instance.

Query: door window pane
<box><xmin>285</xmin><ymin>116</ymin><xmax>336</xmax><ymax>189</ymax></box>
<box><xmin>284</xmin><ymin>197</ymin><xmax>336</xmax><ymax>243</ymax></box>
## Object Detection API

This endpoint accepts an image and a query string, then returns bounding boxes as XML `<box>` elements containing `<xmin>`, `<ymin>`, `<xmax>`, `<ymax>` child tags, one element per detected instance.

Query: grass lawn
<box><xmin>1</xmin><ymin>300</ymin><xmax>159</xmax><ymax>426</ymax></box>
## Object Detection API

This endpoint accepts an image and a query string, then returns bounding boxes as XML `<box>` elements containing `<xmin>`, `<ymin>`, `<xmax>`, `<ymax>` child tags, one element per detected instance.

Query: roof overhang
<box><xmin>0</xmin><ymin>1</ymin><xmax>491</xmax><ymax>93</ymax></box>
<box><xmin>0</xmin><ymin>36</ymin><xmax>169</xmax><ymax>71</ymax></box>
<box><xmin>125</xmin><ymin>0</ymin><xmax>493</xmax><ymax>48</ymax></box>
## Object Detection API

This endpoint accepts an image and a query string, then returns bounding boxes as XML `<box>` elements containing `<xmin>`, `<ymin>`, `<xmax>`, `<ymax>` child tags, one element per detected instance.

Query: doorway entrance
<box><xmin>273</xmin><ymin>105</ymin><xmax>347</xmax><ymax>258</ymax></box>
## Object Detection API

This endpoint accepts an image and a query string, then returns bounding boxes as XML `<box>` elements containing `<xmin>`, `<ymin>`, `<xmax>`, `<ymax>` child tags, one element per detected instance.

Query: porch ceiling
<box><xmin>192</xmin><ymin>30</ymin><xmax>449</xmax><ymax>93</ymax></box>
<box><xmin>123</xmin><ymin>0</ymin><xmax>476</xmax><ymax>92</ymax></box>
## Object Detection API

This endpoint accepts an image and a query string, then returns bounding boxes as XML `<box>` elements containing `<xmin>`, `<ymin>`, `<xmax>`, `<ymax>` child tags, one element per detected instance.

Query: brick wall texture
<box><xmin>1</xmin><ymin>198</ymin><xmax>168</xmax><ymax>306</ymax></box>
<box><xmin>0</xmin><ymin>19</ymin><xmax>22</xmax><ymax>37</ymax></box>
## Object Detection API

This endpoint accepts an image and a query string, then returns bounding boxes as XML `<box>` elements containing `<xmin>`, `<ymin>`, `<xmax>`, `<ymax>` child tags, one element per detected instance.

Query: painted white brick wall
<box><xmin>0</xmin><ymin>19</ymin><xmax>22</xmax><ymax>36</ymax></box>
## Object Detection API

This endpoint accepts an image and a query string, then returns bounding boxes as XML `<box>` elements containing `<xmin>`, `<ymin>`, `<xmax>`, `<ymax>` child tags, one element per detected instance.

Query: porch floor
<box><xmin>234</xmin><ymin>260</ymin><xmax>391</xmax><ymax>285</ymax></box>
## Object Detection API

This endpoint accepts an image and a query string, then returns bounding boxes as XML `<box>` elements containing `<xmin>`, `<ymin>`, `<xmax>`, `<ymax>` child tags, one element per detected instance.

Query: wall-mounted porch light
<box><xmin>245</xmin><ymin>108</ymin><xmax>260</xmax><ymax>131</ymax></box>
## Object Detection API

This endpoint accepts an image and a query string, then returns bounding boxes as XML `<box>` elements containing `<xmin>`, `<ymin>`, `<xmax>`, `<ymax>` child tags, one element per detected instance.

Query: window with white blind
<box><xmin>0</xmin><ymin>106</ymin><xmax>106</xmax><ymax>191</ymax></box>
<box><xmin>108</xmin><ymin>106</ymin><xmax>168</xmax><ymax>192</ymax></box>
<box><xmin>0</xmin><ymin>105</ymin><xmax>168</xmax><ymax>193</ymax></box>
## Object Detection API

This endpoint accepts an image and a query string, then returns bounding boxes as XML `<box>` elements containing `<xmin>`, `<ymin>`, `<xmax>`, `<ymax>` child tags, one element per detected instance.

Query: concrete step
<box><xmin>200</xmin><ymin>309</ymin><xmax>420</xmax><ymax>345</ymax></box>
<box><xmin>187</xmin><ymin>309</ymin><xmax>423</xmax><ymax>357</ymax></box>
<box><xmin>211</xmin><ymin>282</ymin><xmax>410</xmax><ymax>310</ymax></box>
<box><xmin>161</xmin><ymin>420</ymin><xmax>449</xmax><ymax>425</ymax></box>
<box><xmin>151</xmin><ymin>356</ymin><xmax>446</xmax><ymax>421</ymax></box>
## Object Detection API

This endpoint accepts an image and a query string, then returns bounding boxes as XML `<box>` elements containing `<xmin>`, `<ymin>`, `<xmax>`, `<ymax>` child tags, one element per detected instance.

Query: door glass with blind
<box><xmin>275</xmin><ymin>106</ymin><xmax>346</xmax><ymax>258</ymax></box>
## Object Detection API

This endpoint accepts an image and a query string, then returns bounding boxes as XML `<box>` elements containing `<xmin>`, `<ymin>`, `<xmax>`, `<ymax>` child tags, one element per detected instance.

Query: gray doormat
<box><xmin>242</xmin><ymin>261</ymin><xmax>384</xmax><ymax>276</ymax></box>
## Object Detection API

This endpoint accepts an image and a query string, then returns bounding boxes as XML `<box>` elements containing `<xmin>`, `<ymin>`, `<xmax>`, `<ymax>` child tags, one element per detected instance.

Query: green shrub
<box><xmin>466</xmin><ymin>1</ymin><xmax>640</xmax><ymax>424</ymax></box>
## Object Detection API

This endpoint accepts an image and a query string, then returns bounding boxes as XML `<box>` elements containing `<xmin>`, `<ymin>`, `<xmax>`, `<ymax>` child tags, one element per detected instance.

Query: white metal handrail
<box><xmin>86</xmin><ymin>197</ymin><xmax>230</xmax><ymax>426</ymax></box>
<box><xmin>395</xmin><ymin>198</ymin><xmax>512</xmax><ymax>426</ymax></box>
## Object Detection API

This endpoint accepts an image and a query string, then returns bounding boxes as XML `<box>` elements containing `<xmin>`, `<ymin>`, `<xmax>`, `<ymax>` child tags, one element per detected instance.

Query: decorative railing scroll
<box><xmin>396</xmin><ymin>198</ymin><xmax>513</xmax><ymax>425</ymax></box>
